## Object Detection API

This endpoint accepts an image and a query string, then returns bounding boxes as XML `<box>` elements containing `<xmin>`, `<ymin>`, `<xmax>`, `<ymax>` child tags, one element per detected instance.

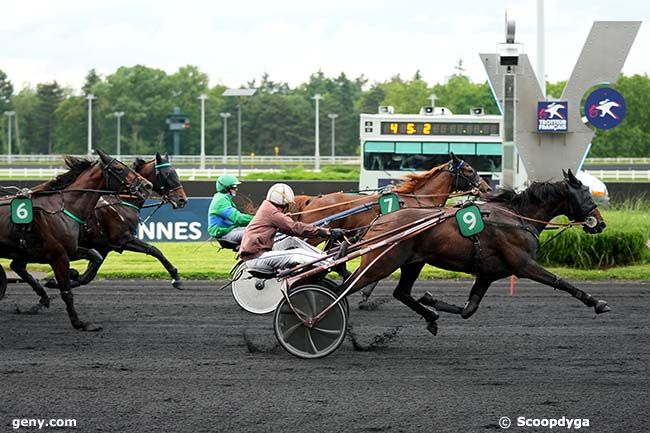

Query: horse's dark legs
<box><xmin>122</xmin><ymin>239</ymin><xmax>183</xmax><ymax>289</ymax></box>
<box><xmin>516</xmin><ymin>260</ymin><xmax>610</xmax><ymax>314</ymax></box>
<box><xmin>392</xmin><ymin>262</ymin><xmax>440</xmax><ymax>335</ymax></box>
<box><xmin>45</xmin><ymin>247</ymin><xmax>105</xmax><ymax>289</ymax></box>
<box><xmin>70</xmin><ymin>248</ymin><xmax>107</xmax><ymax>288</ymax></box>
<box><xmin>418</xmin><ymin>276</ymin><xmax>494</xmax><ymax>319</ymax></box>
<box><xmin>10</xmin><ymin>259</ymin><xmax>53</xmax><ymax>313</ymax></box>
<box><xmin>51</xmin><ymin>255</ymin><xmax>102</xmax><ymax>332</ymax></box>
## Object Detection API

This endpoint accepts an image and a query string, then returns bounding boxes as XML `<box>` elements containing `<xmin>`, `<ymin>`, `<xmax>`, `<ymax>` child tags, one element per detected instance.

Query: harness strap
<box><xmin>120</xmin><ymin>201</ymin><xmax>141</xmax><ymax>211</ymax></box>
<box><xmin>63</xmin><ymin>209</ymin><xmax>86</xmax><ymax>225</ymax></box>
<box><xmin>155</xmin><ymin>163</ymin><xmax>172</xmax><ymax>168</ymax></box>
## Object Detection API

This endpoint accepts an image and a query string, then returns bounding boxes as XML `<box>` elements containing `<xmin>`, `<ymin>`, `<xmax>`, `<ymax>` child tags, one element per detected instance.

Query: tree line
<box><xmin>0</xmin><ymin>66</ymin><xmax>648</xmax><ymax>158</ymax></box>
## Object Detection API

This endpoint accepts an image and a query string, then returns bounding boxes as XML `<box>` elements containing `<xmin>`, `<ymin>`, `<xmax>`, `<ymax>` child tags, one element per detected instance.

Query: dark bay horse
<box><xmin>343</xmin><ymin>170</ymin><xmax>609</xmax><ymax>335</ymax></box>
<box><xmin>44</xmin><ymin>152</ymin><xmax>188</xmax><ymax>290</ymax></box>
<box><xmin>289</xmin><ymin>155</ymin><xmax>491</xmax><ymax>239</ymax></box>
<box><xmin>0</xmin><ymin>150</ymin><xmax>152</xmax><ymax>331</ymax></box>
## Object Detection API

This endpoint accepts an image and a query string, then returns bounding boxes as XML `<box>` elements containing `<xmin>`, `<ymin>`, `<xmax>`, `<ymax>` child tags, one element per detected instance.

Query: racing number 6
<box><xmin>16</xmin><ymin>202</ymin><xmax>28</xmax><ymax>220</ymax></box>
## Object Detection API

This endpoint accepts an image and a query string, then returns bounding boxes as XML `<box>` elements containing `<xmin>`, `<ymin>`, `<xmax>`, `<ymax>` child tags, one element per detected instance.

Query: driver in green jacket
<box><xmin>207</xmin><ymin>174</ymin><xmax>253</xmax><ymax>243</ymax></box>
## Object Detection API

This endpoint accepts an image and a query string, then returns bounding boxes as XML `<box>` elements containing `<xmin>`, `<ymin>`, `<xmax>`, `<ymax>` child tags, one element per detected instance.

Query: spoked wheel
<box><xmin>273</xmin><ymin>284</ymin><xmax>347</xmax><ymax>359</ymax></box>
<box><xmin>231</xmin><ymin>262</ymin><xmax>283</xmax><ymax>314</ymax></box>
<box><xmin>0</xmin><ymin>264</ymin><xmax>6</xmax><ymax>300</ymax></box>
<box><xmin>320</xmin><ymin>277</ymin><xmax>349</xmax><ymax>317</ymax></box>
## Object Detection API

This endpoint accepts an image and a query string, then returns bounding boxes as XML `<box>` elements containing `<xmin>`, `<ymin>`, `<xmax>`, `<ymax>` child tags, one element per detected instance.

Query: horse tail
<box><xmin>0</xmin><ymin>263</ymin><xmax>7</xmax><ymax>300</ymax></box>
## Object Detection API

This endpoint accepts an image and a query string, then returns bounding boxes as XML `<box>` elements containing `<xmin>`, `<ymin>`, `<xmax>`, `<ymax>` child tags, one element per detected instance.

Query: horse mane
<box><xmin>392</xmin><ymin>162</ymin><xmax>447</xmax><ymax>194</ymax></box>
<box><xmin>485</xmin><ymin>181</ymin><xmax>566</xmax><ymax>211</ymax></box>
<box><xmin>33</xmin><ymin>156</ymin><xmax>95</xmax><ymax>191</ymax></box>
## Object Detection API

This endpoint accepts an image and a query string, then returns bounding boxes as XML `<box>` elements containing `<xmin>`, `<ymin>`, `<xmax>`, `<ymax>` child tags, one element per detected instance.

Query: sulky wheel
<box><xmin>0</xmin><ymin>264</ymin><xmax>6</xmax><ymax>300</ymax></box>
<box><xmin>274</xmin><ymin>284</ymin><xmax>347</xmax><ymax>359</ymax></box>
<box><xmin>231</xmin><ymin>262</ymin><xmax>283</xmax><ymax>315</ymax></box>
<box><xmin>319</xmin><ymin>277</ymin><xmax>350</xmax><ymax>317</ymax></box>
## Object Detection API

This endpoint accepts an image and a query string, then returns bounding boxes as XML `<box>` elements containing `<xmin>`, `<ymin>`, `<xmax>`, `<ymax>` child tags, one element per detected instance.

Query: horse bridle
<box><xmin>100</xmin><ymin>157</ymin><xmax>151</xmax><ymax>200</ymax></box>
<box><xmin>448</xmin><ymin>159</ymin><xmax>483</xmax><ymax>191</ymax></box>
<box><xmin>566</xmin><ymin>181</ymin><xmax>597</xmax><ymax>221</ymax></box>
<box><xmin>153</xmin><ymin>162</ymin><xmax>183</xmax><ymax>201</ymax></box>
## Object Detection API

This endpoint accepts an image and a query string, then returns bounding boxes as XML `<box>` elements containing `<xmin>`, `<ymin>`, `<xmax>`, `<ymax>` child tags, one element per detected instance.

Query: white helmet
<box><xmin>266</xmin><ymin>183</ymin><xmax>295</xmax><ymax>205</ymax></box>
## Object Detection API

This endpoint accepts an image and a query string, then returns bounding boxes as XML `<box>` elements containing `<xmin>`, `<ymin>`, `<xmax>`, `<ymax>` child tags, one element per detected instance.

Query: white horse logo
<box><xmin>544</xmin><ymin>102</ymin><xmax>566</xmax><ymax>119</ymax></box>
<box><xmin>595</xmin><ymin>99</ymin><xmax>621</xmax><ymax>119</ymax></box>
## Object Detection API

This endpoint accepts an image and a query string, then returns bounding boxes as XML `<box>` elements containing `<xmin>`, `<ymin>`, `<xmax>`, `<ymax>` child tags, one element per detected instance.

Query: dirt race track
<box><xmin>1</xmin><ymin>279</ymin><xmax>648</xmax><ymax>433</ymax></box>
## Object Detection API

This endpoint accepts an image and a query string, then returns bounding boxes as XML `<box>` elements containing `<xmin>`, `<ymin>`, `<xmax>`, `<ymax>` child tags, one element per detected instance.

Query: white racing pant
<box><xmin>218</xmin><ymin>226</ymin><xmax>246</xmax><ymax>244</ymax></box>
<box><xmin>244</xmin><ymin>237</ymin><xmax>330</xmax><ymax>274</ymax></box>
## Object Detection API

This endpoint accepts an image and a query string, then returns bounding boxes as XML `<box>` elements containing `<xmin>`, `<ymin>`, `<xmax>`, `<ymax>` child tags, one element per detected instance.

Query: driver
<box><xmin>207</xmin><ymin>174</ymin><xmax>253</xmax><ymax>243</ymax></box>
<box><xmin>240</xmin><ymin>183</ymin><xmax>345</xmax><ymax>273</ymax></box>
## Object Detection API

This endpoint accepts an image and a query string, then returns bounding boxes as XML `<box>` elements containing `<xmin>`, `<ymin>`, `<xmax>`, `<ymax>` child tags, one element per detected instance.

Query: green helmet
<box><xmin>216</xmin><ymin>174</ymin><xmax>241</xmax><ymax>192</ymax></box>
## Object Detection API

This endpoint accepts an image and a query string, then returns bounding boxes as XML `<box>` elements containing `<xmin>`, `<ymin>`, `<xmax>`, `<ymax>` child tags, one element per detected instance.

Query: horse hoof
<box><xmin>426</xmin><ymin>320</ymin><xmax>438</xmax><ymax>336</ymax></box>
<box><xmin>172</xmin><ymin>279</ymin><xmax>183</xmax><ymax>290</ymax></box>
<box><xmin>39</xmin><ymin>296</ymin><xmax>51</xmax><ymax>309</ymax></box>
<box><xmin>78</xmin><ymin>322</ymin><xmax>103</xmax><ymax>332</ymax></box>
<box><xmin>418</xmin><ymin>291</ymin><xmax>436</xmax><ymax>307</ymax></box>
<box><xmin>43</xmin><ymin>278</ymin><xmax>58</xmax><ymax>289</ymax></box>
<box><xmin>594</xmin><ymin>300</ymin><xmax>610</xmax><ymax>314</ymax></box>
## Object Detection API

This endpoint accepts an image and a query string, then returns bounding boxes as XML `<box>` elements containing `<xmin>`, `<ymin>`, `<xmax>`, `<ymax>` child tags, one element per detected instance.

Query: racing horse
<box><xmin>342</xmin><ymin>169</ymin><xmax>609</xmax><ymax>335</ymax></box>
<box><xmin>289</xmin><ymin>154</ymin><xmax>491</xmax><ymax>237</ymax></box>
<box><xmin>44</xmin><ymin>152</ymin><xmax>188</xmax><ymax>290</ymax></box>
<box><xmin>289</xmin><ymin>153</ymin><xmax>491</xmax><ymax>299</ymax></box>
<box><xmin>0</xmin><ymin>150</ymin><xmax>152</xmax><ymax>331</ymax></box>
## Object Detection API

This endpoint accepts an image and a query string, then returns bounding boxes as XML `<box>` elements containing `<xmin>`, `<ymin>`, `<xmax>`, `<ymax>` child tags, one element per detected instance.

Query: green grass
<box><xmin>3</xmin><ymin>239</ymin><xmax>650</xmax><ymax>281</ymax></box>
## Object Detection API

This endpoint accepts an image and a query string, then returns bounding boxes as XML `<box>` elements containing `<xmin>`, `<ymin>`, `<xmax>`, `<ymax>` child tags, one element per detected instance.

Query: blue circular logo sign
<box><xmin>584</xmin><ymin>87</ymin><xmax>626</xmax><ymax>130</ymax></box>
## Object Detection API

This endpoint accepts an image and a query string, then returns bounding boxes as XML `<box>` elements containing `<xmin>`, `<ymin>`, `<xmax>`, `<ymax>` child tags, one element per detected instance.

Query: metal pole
<box><xmin>117</xmin><ymin>114</ymin><xmax>121</xmax><ymax>158</ymax></box>
<box><xmin>537</xmin><ymin>0</ymin><xmax>546</xmax><ymax>97</ymax></box>
<box><xmin>5</xmin><ymin>111</ymin><xmax>14</xmax><ymax>164</ymax></box>
<box><xmin>237</xmin><ymin>100</ymin><xmax>242</xmax><ymax>178</ymax></box>
<box><xmin>220</xmin><ymin>112</ymin><xmax>230</xmax><ymax>165</ymax></box>
<box><xmin>313</xmin><ymin>94</ymin><xmax>321</xmax><ymax>170</ymax></box>
<box><xmin>199</xmin><ymin>94</ymin><xmax>207</xmax><ymax>170</ymax></box>
<box><xmin>86</xmin><ymin>94</ymin><xmax>96</xmax><ymax>156</ymax></box>
<box><xmin>328</xmin><ymin>113</ymin><xmax>338</xmax><ymax>164</ymax></box>
<box><xmin>113</xmin><ymin>111</ymin><xmax>124</xmax><ymax>158</ymax></box>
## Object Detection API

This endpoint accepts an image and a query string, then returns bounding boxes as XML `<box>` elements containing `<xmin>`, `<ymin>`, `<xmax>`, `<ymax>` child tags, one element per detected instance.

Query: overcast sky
<box><xmin>2</xmin><ymin>0</ymin><xmax>647</xmax><ymax>92</ymax></box>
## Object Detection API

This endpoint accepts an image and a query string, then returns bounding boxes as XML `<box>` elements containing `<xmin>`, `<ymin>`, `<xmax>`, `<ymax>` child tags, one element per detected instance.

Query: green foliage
<box><xmin>2</xmin><ymin>66</ymin><xmax>650</xmax><ymax>158</ymax></box>
<box><xmin>537</xmin><ymin>209</ymin><xmax>650</xmax><ymax>269</ymax></box>
<box><xmin>244</xmin><ymin>165</ymin><xmax>359</xmax><ymax>180</ymax></box>
<box><xmin>432</xmin><ymin>75</ymin><xmax>500</xmax><ymax>115</ymax></box>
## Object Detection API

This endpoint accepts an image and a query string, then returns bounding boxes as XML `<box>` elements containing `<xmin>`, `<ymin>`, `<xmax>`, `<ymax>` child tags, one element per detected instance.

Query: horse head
<box><xmin>96</xmin><ymin>149</ymin><xmax>153</xmax><ymax>200</ymax></box>
<box><xmin>151</xmin><ymin>152</ymin><xmax>188</xmax><ymax>209</ymax></box>
<box><xmin>563</xmin><ymin>169</ymin><xmax>606</xmax><ymax>234</ymax></box>
<box><xmin>448</xmin><ymin>153</ymin><xmax>492</xmax><ymax>193</ymax></box>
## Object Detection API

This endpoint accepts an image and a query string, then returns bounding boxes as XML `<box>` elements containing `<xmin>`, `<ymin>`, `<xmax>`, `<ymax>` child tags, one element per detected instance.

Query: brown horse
<box><xmin>0</xmin><ymin>150</ymin><xmax>152</xmax><ymax>331</ymax></box>
<box><xmin>44</xmin><ymin>152</ymin><xmax>188</xmax><ymax>290</ymax></box>
<box><xmin>289</xmin><ymin>154</ymin><xmax>491</xmax><ymax>238</ymax></box>
<box><xmin>341</xmin><ymin>170</ymin><xmax>608</xmax><ymax>335</ymax></box>
<box><xmin>289</xmin><ymin>154</ymin><xmax>492</xmax><ymax>298</ymax></box>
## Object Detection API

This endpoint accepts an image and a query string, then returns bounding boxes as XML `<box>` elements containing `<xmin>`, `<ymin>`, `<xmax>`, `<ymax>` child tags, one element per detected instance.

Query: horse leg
<box><xmin>418</xmin><ymin>276</ymin><xmax>494</xmax><ymax>319</ymax></box>
<box><xmin>11</xmin><ymin>259</ymin><xmax>54</xmax><ymax>314</ymax></box>
<box><xmin>51</xmin><ymin>255</ymin><xmax>102</xmax><ymax>332</ymax></box>
<box><xmin>516</xmin><ymin>260</ymin><xmax>609</xmax><ymax>314</ymax></box>
<box><xmin>44</xmin><ymin>248</ymin><xmax>105</xmax><ymax>289</ymax></box>
<box><xmin>122</xmin><ymin>239</ymin><xmax>183</xmax><ymax>290</ymax></box>
<box><xmin>392</xmin><ymin>262</ymin><xmax>441</xmax><ymax>335</ymax></box>
<box><xmin>71</xmin><ymin>248</ymin><xmax>106</xmax><ymax>287</ymax></box>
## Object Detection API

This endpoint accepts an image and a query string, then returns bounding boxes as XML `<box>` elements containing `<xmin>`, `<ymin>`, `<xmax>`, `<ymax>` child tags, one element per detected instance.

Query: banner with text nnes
<box><xmin>138</xmin><ymin>198</ymin><xmax>211</xmax><ymax>242</ymax></box>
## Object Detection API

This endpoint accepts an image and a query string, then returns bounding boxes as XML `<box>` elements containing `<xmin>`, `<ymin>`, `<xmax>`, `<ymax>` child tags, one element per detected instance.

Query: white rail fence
<box><xmin>1</xmin><ymin>167</ymin><xmax>649</xmax><ymax>181</ymax></box>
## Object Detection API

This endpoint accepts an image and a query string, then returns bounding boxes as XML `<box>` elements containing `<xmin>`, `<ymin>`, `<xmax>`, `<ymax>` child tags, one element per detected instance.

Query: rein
<box><xmin>492</xmin><ymin>206</ymin><xmax>592</xmax><ymax>228</ymax></box>
<box><xmin>288</xmin><ymin>189</ymin><xmax>476</xmax><ymax>217</ymax></box>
